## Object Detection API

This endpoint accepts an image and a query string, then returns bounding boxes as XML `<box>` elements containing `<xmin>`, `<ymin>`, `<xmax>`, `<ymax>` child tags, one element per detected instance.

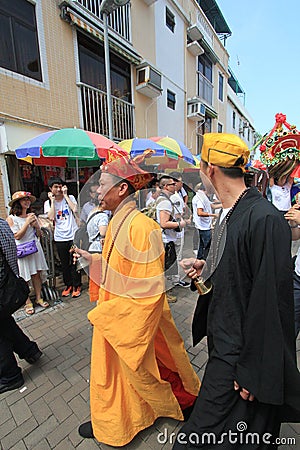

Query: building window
<box><xmin>78</xmin><ymin>32</ymin><xmax>131</xmax><ymax>102</ymax></box>
<box><xmin>232</xmin><ymin>111</ymin><xmax>236</xmax><ymax>129</ymax></box>
<box><xmin>248</xmin><ymin>128</ymin><xmax>250</xmax><ymax>141</ymax></box>
<box><xmin>167</xmin><ymin>90</ymin><xmax>176</xmax><ymax>110</ymax></box>
<box><xmin>197</xmin><ymin>54</ymin><xmax>213</xmax><ymax>104</ymax></box>
<box><xmin>0</xmin><ymin>0</ymin><xmax>42</xmax><ymax>81</ymax></box>
<box><xmin>218</xmin><ymin>123</ymin><xmax>223</xmax><ymax>133</ymax></box>
<box><xmin>166</xmin><ymin>7</ymin><xmax>175</xmax><ymax>32</ymax></box>
<box><xmin>218</xmin><ymin>73</ymin><xmax>224</xmax><ymax>101</ymax></box>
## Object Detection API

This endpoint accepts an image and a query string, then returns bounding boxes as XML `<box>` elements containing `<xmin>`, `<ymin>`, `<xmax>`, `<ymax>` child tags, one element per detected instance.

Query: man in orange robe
<box><xmin>77</xmin><ymin>149</ymin><xmax>200</xmax><ymax>446</ymax></box>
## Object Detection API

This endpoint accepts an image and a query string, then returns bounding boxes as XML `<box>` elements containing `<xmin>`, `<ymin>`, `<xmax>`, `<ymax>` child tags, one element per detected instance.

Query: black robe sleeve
<box><xmin>235</xmin><ymin>211</ymin><xmax>300</xmax><ymax>419</ymax></box>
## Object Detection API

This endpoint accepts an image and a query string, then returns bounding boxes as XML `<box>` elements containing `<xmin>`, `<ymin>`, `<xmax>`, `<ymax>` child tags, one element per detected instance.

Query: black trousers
<box><xmin>0</xmin><ymin>316</ymin><xmax>39</xmax><ymax>384</ymax></box>
<box><xmin>55</xmin><ymin>240</ymin><xmax>81</xmax><ymax>288</ymax></box>
<box><xmin>173</xmin><ymin>358</ymin><xmax>281</xmax><ymax>449</ymax></box>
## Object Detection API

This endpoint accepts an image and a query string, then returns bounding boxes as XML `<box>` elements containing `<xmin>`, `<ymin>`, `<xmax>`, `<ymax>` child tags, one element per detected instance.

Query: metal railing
<box><xmin>73</xmin><ymin>0</ymin><xmax>131</xmax><ymax>41</ymax></box>
<box><xmin>197</xmin><ymin>73</ymin><xmax>213</xmax><ymax>105</ymax></box>
<box><xmin>79</xmin><ymin>82</ymin><xmax>135</xmax><ymax>141</ymax></box>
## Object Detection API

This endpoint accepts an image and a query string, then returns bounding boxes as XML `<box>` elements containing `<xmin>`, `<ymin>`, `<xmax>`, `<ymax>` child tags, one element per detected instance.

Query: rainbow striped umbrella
<box><xmin>15</xmin><ymin>128</ymin><xmax>126</xmax><ymax>198</ymax></box>
<box><xmin>149</xmin><ymin>136</ymin><xmax>196</xmax><ymax>166</ymax></box>
<box><xmin>118</xmin><ymin>138</ymin><xmax>165</xmax><ymax>156</ymax></box>
<box><xmin>15</xmin><ymin>128</ymin><xmax>123</xmax><ymax>161</ymax></box>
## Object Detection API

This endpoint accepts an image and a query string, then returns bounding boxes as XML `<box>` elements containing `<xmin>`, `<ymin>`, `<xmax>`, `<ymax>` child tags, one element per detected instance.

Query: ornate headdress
<box><xmin>101</xmin><ymin>147</ymin><xmax>154</xmax><ymax>190</ymax></box>
<box><xmin>260</xmin><ymin>113</ymin><xmax>300</xmax><ymax>176</ymax></box>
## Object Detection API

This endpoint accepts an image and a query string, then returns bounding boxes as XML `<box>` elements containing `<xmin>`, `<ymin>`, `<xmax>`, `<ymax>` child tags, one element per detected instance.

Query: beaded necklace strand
<box><xmin>209</xmin><ymin>187</ymin><xmax>250</xmax><ymax>274</ymax></box>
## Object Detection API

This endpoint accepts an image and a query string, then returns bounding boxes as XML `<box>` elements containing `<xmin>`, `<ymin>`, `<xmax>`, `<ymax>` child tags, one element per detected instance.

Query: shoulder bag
<box><xmin>0</xmin><ymin>261</ymin><xmax>29</xmax><ymax>317</ymax></box>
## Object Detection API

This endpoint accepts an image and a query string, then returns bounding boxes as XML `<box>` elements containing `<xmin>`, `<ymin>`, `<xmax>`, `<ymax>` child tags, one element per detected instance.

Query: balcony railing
<box><xmin>73</xmin><ymin>0</ymin><xmax>131</xmax><ymax>41</ymax></box>
<box><xmin>196</xmin><ymin>9</ymin><xmax>214</xmax><ymax>46</ymax></box>
<box><xmin>197</xmin><ymin>73</ymin><xmax>213</xmax><ymax>105</ymax></box>
<box><xmin>79</xmin><ymin>82</ymin><xmax>135</xmax><ymax>141</ymax></box>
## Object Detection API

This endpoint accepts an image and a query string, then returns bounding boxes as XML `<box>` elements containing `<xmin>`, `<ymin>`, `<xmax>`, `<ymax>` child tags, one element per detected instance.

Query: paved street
<box><xmin>1</xmin><ymin>276</ymin><xmax>299</xmax><ymax>449</ymax></box>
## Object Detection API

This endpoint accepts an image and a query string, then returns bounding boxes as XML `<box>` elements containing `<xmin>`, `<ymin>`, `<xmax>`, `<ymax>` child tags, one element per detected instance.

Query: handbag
<box><xmin>164</xmin><ymin>241</ymin><xmax>177</xmax><ymax>273</ymax></box>
<box><xmin>16</xmin><ymin>240</ymin><xmax>38</xmax><ymax>258</ymax></box>
<box><xmin>0</xmin><ymin>262</ymin><xmax>29</xmax><ymax>317</ymax></box>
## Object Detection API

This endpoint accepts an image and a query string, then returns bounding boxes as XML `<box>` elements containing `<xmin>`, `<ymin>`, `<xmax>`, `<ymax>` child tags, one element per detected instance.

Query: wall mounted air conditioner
<box><xmin>187</xmin><ymin>41</ymin><xmax>204</xmax><ymax>57</ymax></box>
<box><xmin>136</xmin><ymin>66</ymin><xmax>162</xmax><ymax>98</ymax></box>
<box><xmin>187</xmin><ymin>101</ymin><xmax>206</xmax><ymax>121</ymax></box>
<box><xmin>187</xmin><ymin>24</ymin><xmax>203</xmax><ymax>42</ymax></box>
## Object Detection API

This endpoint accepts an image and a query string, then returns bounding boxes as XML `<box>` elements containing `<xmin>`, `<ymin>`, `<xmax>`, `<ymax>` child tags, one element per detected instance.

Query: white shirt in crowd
<box><xmin>269</xmin><ymin>182</ymin><xmax>291</xmax><ymax>211</ymax></box>
<box><xmin>192</xmin><ymin>190</ymin><xmax>212</xmax><ymax>231</ymax></box>
<box><xmin>44</xmin><ymin>195</ymin><xmax>78</xmax><ymax>241</ymax></box>
<box><xmin>156</xmin><ymin>196</ymin><xmax>177</xmax><ymax>244</ymax></box>
<box><xmin>170</xmin><ymin>191</ymin><xmax>185</xmax><ymax>239</ymax></box>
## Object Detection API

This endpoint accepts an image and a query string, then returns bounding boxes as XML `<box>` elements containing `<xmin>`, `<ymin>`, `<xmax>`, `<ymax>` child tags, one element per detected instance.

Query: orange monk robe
<box><xmin>87</xmin><ymin>201</ymin><xmax>200</xmax><ymax>446</ymax></box>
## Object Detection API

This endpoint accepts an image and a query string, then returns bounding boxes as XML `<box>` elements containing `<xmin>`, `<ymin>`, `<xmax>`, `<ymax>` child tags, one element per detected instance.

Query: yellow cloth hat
<box><xmin>201</xmin><ymin>133</ymin><xmax>250</xmax><ymax>171</ymax></box>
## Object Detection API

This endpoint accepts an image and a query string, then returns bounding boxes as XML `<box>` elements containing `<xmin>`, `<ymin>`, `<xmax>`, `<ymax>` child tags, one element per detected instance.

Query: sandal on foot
<box><xmin>35</xmin><ymin>299</ymin><xmax>49</xmax><ymax>308</ymax></box>
<box><xmin>25</xmin><ymin>302</ymin><xmax>35</xmax><ymax>315</ymax></box>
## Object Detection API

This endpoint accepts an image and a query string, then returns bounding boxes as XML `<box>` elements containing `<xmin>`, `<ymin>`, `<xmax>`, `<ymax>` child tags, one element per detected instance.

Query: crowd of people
<box><xmin>0</xmin><ymin>127</ymin><xmax>300</xmax><ymax>448</ymax></box>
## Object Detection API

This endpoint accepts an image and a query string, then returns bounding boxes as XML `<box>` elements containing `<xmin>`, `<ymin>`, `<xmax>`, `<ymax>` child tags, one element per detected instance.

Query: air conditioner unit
<box><xmin>136</xmin><ymin>66</ymin><xmax>162</xmax><ymax>98</ymax></box>
<box><xmin>187</xmin><ymin>41</ymin><xmax>204</xmax><ymax>57</ymax></box>
<box><xmin>187</xmin><ymin>101</ymin><xmax>206</xmax><ymax>121</ymax></box>
<box><xmin>187</xmin><ymin>24</ymin><xmax>203</xmax><ymax>42</ymax></box>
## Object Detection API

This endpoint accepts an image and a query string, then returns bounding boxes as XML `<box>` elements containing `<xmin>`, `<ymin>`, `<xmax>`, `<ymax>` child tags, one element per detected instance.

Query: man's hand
<box><xmin>234</xmin><ymin>381</ymin><xmax>255</xmax><ymax>401</ymax></box>
<box><xmin>285</xmin><ymin>207</ymin><xmax>300</xmax><ymax>225</ymax></box>
<box><xmin>180</xmin><ymin>258</ymin><xmax>205</xmax><ymax>279</ymax></box>
<box><xmin>72</xmin><ymin>246</ymin><xmax>92</xmax><ymax>266</ymax></box>
<box><xmin>62</xmin><ymin>185</ymin><xmax>68</xmax><ymax>196</ymax></box>
<box><xmin>48</xmin><ymin>192</ymin><xmax>55</xmax><ymax>201</ymax></box>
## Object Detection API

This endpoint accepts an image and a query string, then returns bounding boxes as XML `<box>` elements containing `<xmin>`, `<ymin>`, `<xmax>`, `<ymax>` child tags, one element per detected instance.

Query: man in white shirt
<box><xmin>192</xmin><ymin>183</ymin><xmax>217</xmax><ymax>260</ymax></box>
<box><xmin>156</xmin><ymin>177</ymin><xmax>187</xmax><ymax>302</ymax></box>
<box><xmin>169</xmin><ymin>172</ymin><xmax>190</xmax><ymax>288</ymax></box>
<box><xmin>80</xmin><ymin>183</ymin><xmax>99</xmax><ymax>223</ymax></box>
<box><xmin>44</xmin><ymin>177</ymin><xmax>81</xmax><ymax>298</ymax></box>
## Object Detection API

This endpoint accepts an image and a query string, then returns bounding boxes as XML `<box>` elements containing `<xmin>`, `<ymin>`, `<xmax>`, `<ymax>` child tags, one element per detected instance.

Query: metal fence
<box><xmin>79</xmin><ymin>82</ymin><xmax>135</xmax><ymax>141</ymax></box>
<box><xmin>74</xmin><ymin>0</ymin><xmax>131</xmax><ymax>41</ymax></box>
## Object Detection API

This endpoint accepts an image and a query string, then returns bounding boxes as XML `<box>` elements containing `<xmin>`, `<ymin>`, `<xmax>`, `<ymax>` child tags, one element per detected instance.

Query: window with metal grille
<box><xmin>166</xmin><ymin>7</ymin><xmax>175</xmax><ymax>32</ymax></box>
<box><xmin>218</xmin><ymin>73</ymin><xmax>224</xmax><ymax>101</ymax></box>
<box><xmin>167</xmin><ymin>90</ymin><xmax>176</xmax><ymax>110</ymax></box>
<box><xmin>0</xmin><ymin>0</ymin><xmax>42</xmax><ymax>81</ymax></box>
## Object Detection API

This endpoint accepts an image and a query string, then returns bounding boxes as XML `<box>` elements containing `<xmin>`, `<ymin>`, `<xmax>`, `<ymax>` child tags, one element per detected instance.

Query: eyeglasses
<box><xmin>167</xmin><ymin>183</ymin><xmax>176</xmax><ymax>186</ymax></box>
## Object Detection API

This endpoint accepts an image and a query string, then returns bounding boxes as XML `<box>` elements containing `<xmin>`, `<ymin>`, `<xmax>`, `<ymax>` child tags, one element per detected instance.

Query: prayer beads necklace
<box><xmin>209</xmin><ymin>187</ymin><xmax>250</xmax><ymax>274</ymax></box>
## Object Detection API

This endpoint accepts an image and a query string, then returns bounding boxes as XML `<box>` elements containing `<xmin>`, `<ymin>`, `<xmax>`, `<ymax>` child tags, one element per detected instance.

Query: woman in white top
<box><xmin>269</xmin><ymin>176</ymin><xmax>292</xmax><ymax>212</ymax></box>
<box><xmin>86</xmin><ymin>206</ymin><xmax>109</xmax><ymax>254</ymax></box>
<box><xmin>7</xmin><ymin>191</ymin><xmax>49</xmax><ymax>315</ymax></box>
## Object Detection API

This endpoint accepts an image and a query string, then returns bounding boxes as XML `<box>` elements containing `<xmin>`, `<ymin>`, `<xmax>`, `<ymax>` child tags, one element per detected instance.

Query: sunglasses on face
<box><xmin>167</xmin><ymin>183</ymin><xmax>176</xmax><ymax>186</ymax></box>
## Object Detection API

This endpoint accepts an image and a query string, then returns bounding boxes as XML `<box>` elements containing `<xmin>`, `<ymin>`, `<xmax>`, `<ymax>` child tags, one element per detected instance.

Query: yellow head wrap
<box><xmin>201</xmin><ymin>133</ymin><xmax>250</xmax><ymax>172</ymax></box>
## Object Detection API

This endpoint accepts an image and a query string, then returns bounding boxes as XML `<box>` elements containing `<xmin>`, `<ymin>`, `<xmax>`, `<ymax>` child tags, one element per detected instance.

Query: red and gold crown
<box><xmin>260</xmin><ymin>113</ymin><xmax>300</xmax><ymax>171</ymax></box>
<box><xmin>101</xmin><ymin>148</ymin><xmax>154</xmax><ymax>190</ymax></box>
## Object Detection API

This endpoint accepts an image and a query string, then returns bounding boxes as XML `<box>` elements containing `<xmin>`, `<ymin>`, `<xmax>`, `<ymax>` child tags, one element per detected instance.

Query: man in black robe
<box><xmin>173</xmin><ymin>133</ymin><xmax>300</xmax><ymax>449</ymax></box>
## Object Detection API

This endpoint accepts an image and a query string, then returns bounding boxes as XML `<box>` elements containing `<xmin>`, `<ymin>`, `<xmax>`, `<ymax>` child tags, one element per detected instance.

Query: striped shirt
<box><xmin>0</xmin><ymin>218</ymin><xmax>19</xmax><ymax>278</ymax></box>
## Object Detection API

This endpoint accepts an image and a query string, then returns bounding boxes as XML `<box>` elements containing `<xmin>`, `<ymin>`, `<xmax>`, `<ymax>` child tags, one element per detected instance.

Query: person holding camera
<box><xmin>156</xmin><ymin>176</ymin><xmax>186</xmax><ymax>303</ymax></box>
<box><xmin>44</xmin><ymin>177</ymin><xmax>81</xmax><ymax>298</ymax></box>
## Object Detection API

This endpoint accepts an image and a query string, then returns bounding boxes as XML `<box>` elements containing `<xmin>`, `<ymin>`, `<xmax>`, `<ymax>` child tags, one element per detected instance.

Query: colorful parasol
<box><xmin>149</xmin><ymin>136</ymin><xmax>196</xmax><ymax>166</ymax></box>
<box><xmin>15</xmin><ymin>128</ymin><xmax>123</xmax><ymax>160</ymax></box>
<box><xmin>15</xmin><ymin>128</ymin><xmax>126</xmax><ymax>198</ymax></box>
<box><xmin>118</xmin><ymin>137</ymin><xmax>165</xmax><ymax>157</ymax></box>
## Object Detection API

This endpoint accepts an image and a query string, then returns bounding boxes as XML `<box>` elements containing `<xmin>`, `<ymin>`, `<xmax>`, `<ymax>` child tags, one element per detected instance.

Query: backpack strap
<box><xmin>86</xmin><ymin>210</ymin><xmax>102</xmax><ymax>226</ymax></box>
<box><xmin>86</xmin><ymin>211</ymin><xmax>107</xmax><ymax>242</ymax></box>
